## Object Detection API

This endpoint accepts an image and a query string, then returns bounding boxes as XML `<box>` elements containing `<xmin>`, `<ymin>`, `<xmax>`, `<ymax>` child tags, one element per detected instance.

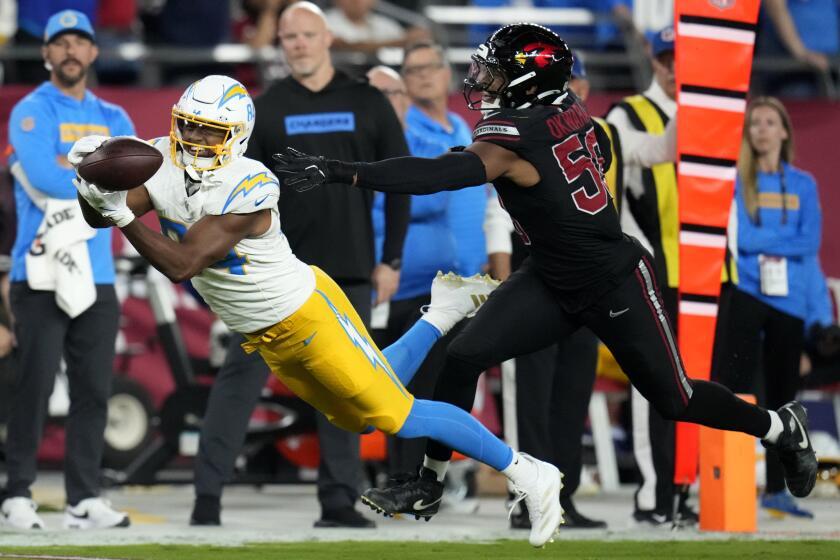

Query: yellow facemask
<box><xmin>169</xmin><ymin>109</ymin><xmax>244</xmax><ymax>171</ymax></box>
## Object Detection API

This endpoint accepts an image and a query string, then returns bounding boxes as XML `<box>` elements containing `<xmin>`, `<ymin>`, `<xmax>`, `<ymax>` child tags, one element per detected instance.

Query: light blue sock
<box><xmin>382</xmin><ymin>319</ymin><xmax>441</xmax><ymax>386</ymax></box>
<box><xmin>396</xmin><ymin>399</ymin><xmax>514</xmax><ymax>471</ymax></box>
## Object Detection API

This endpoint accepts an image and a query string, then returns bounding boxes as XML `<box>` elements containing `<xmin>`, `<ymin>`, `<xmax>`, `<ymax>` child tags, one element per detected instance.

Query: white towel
<box><xmin>11</xmin><ymin>161</ymin><xmax>96</xmax><ymax>318</ymax></box>
<box><xmin>25</xmin><ymin>198</ymin><xmax>96</xmax><ymax>318</ymax></box>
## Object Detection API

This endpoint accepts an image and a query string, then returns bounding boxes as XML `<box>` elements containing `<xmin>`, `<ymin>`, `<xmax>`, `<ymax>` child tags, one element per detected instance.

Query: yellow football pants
<box><xmin>241</xmin><ymin>266</ymin><xmax>414</xmax><ymax>434</ymax></box>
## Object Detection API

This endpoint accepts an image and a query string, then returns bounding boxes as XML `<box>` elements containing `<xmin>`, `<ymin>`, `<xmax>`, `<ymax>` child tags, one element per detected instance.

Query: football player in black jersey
<box><xmin>273</xmin><ymin>23</ymin><xmax>817</xmax><ymax>523</ymax></box>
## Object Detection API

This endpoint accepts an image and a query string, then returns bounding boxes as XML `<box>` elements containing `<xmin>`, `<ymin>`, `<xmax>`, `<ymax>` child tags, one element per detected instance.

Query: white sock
<box><xmin>763</xmin><ymin>410</ymin><xmax>784</xmax><ymax>444</ymax></box>
<box><xmin>420</xmin><ymin>312</ymin><xmax>457</xmax><ymax>337</ymax></box>
<box><xmin>423</xmin><ymin>456</ymin><xmax>450</xmax><ymax>482</ymax></box>
<box><xmin>501</xmin><ymin>451</ymin><xmax>538</xmax><ymax>488</ymax></box>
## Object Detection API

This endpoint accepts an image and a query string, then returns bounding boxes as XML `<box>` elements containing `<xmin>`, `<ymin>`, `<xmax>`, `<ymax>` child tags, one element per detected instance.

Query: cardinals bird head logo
<box><xmin>516</xmin><ymin>42</ymin><xmax>561</xmax><ymax>68</ymax></box>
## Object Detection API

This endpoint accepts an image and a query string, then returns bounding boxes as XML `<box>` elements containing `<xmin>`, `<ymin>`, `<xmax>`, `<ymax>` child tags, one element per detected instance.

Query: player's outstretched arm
<box><xmin>272</xmin><ymin>142</ymin><xmax>534</xmax><ymax>194</ymax></box>
<box><xmin>120</xmin><ymin>210</ymin><xmax>270</xmax><ymax>284</ymax></box>
<box><xmin>271</xmin><ymin>146</ymin><xmax>487</xmax><ymax>195</ymax></box>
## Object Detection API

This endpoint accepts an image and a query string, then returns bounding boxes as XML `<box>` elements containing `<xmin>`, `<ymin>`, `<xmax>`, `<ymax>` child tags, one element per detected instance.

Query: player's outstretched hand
<box><xmin>73</xmin><ymin>177</ymin><xmax>135</xmax><ymax>228</ymax></box>
<box><xmin>272</xmin><ymin>147</ymin><xmax>357</xmax><ymax>192</ymax></box>
<box><xmin>68</xmin><ymin>135</ymin><xmax>112</xmax><ymax>167</ymax></box>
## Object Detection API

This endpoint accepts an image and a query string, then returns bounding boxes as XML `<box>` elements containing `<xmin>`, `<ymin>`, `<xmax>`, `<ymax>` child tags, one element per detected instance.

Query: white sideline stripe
<box><xmin>680</xmin><ymin>92</ymin><xmax>746</xmax><ymax>113</ymax></box>
<box><xmin>680</xmin><ymin>231</ymin><xmax>727</xmax><ymax>248</ymax></box>
<box><xmin>679</xmin><ymin>162</ymin><xmax>737</xmax><ymax>181</ymax></box>
<box><xmin>0</xmin><ymin>552</ymin><xmax>120</xmax><ymax>560</ymax></box>
<box><xmin>678</xmin><ymin>22</ymin><xmax>756</xmax><ymax>45</ymax></box>
<box><xmin>680</xmin><ymin>300</ymin><xmax>719</xmax><ymax>317</ymax></box>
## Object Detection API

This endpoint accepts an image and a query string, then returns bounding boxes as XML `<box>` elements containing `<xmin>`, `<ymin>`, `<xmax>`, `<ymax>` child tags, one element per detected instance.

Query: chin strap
<box><xmin>517</xmin><ymin>89</ymin><xmax>566</xmax><ymax>109</ymax></box>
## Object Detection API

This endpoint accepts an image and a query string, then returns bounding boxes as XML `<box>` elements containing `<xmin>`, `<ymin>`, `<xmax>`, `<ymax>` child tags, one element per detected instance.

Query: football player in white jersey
<box><xmin>69</xmin><ymin>75</ymin><xmax>564</xmax><ymax>547</ymax></box>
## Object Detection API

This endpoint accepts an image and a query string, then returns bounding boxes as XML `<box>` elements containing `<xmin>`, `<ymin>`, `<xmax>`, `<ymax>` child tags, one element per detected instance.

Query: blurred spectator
<box><xmin>1</xmin><ymin>156</ymin><xmax>14</xmax><ymax>359</ymax></box>
<box><xmin>9</xmin><ymin>1</ymin><xmax>99</xmax><ymax>84</ymax></box>
<box><xmin>622</xmin><ymin>0</ymin><xmax>672</xmax><ymax>42</ymax></box>
<box><xmin>235</xmin><ymin>0</ymin><xmax>286</xmax><ymax>49</ymax></box>
<box><xmin>325</xmin><ymin>0</ymin><xmax>430</xmax><ymax>57</ymax></box>
<box><xmin>1</xmin><ymin>152</ymin><xmax>15</xmax><ymax>434</ymax></box>
<box><xmin>762</xmin><ymin>0</ymin><xmax>836</xmax><ymax>71</ymax></box>
<box><xmin>145</xmin><ymin>0</ymin><xmax>232</xmax><ymax>85</ymax></box>
<box><xmin>0</xmin><ymin>0</ymin><xmax>16</xmax><ymax>45</ymax></box>
<box><xmin>716</xmin><ymin>96</ymin><xmax>822</xmax><ymax>519</ymax></box>
<box><xmin>2</xmin><ymin>9</ymin><xmax>132</xmax><ymax>530</ymax></box>
<box><xmin>401</xmin><ymin>42</ymin><xmax>487</xmax><ymax>277</ymax></box>
<box><xmin>757</xmin><ymin>0</ymin><xmax>838</xmax><ymax>96</ymax></box>
<box><xmin>390</xmin><ymin>40</ymin><xmax>485</xmax><ymax>512</ymax></box>
<box><xmin>366</xmin><ymin>64</ymin><xmax>483</xmax><ymax>499</ymax></box>
<box><xmin>231</xmin><ymin>0</ymin><xmax>292</xmax><ymax>87</ymax></box>
<box><xmin>156</xmin><ymin>0</ymin><xmax>230</xmax><ymax>46</ymax></box>
<box><xmin>365</xmin><ymin>64</ymin><xmax>459</xmax><ymax>476</ymax></box>
<box><xmin>94</xmin><ymin>0</ymin><xmax>140</xmax><ymax>84</ymax></box>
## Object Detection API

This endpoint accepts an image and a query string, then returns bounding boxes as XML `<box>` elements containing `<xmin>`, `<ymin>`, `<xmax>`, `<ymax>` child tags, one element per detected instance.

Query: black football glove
<box><xmin>272</xmin><ymin>147</ymin><xmax>358</xmax><ymax>192</ymax></box>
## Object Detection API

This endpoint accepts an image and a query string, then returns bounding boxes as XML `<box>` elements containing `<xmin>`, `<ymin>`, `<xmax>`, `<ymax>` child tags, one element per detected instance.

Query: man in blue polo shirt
<box><xmin>2</xmin><ymin>9</ymin><xmax>134</xmax><ymax>530</ymax></box>
<box><xmin>368</xmin><ymin>43</ymin><xmax>488</xmax><ymax>503</ymax></box>
<box><xmin>367</xmin><ymin>65</ymin><xmax>468</xmax><ymax>483</ymax></box>
<box><xmin>401</xmin><ymin>41</ymin><xmax>488</xmax><ymax>278</ymax></box>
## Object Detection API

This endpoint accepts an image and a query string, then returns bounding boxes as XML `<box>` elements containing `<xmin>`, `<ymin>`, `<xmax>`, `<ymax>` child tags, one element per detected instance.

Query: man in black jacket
<box><xmin>190</xmin><ymin>1</ymin><xmax>410</xmax><ymax>528</ymax></box>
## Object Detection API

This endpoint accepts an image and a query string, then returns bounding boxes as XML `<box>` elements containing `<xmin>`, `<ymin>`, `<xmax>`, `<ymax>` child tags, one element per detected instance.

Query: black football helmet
<box><xmin>464</xmin><ymin>23</ymin><xmax>574</xmax><ymax>110</ymax></box>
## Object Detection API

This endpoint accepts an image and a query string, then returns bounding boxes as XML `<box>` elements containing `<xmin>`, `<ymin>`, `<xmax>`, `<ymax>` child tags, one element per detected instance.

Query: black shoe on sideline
<box><xmin>674</xmin><ymin>494</ymin><xmax>699</xmax><ymax>526</ymax></box>
<box><xmin>763</xmin><ymin>401</ymin><xmax>818</xmax><ymax>498</ymax></box>
<box><xmin>632</xmin><ymin>508</ymin><xmax>672</xmax><ymax>527</ymax></box>
<box><xmin>561</xmin><ymin>496</ymin><xmax>607</xmax><ymax>529</ymax></box>
<box><xmin>314</xmin><ymin>507</ymin><xmax>376</xmax><ymax>528</ymax></box>
<box><xmin>189</xmin><ymin>494</ymin><xmax>221</xmax><ymax>526</ymax></box>
<box><xmin>361</xmin><ymin>467</ymin><xmax>444</xmax><ymax>521</ymax></box>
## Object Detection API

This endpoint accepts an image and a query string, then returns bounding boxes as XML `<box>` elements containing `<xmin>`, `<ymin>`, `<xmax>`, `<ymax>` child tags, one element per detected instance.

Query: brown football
<box><xmin>77</xmin><ymin>137</ymin><xmax>163</xmax><ymax>191</ymax></box>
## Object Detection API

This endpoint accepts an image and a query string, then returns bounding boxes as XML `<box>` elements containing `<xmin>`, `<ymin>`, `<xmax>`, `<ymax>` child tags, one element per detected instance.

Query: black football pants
<box><xmin>714</xmin><ymin>287</ymin><xmax>804</xmax><ymax>494</ymax></box>
<box><xmin>426</xmin><ymin>256</ymin><xmax>771</xmax><ymax>462</ymax></box>
<box><xmin>5</xmin><ymin>283</ymin><xmax>119</xmax><ymax>506</ymax></box>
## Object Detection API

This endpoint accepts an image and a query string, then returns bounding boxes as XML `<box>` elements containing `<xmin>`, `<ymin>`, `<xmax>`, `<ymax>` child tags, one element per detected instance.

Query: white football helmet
<box><xmin>170</xmin><ymin>75</ymin><xmax>255</xmax><ymax>171</ymax></box>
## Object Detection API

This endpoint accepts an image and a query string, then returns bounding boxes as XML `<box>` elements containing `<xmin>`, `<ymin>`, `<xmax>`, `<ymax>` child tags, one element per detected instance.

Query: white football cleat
<box><xmin>422</xmin><ymin>271</ymin><xmax>499</xmax><ymax>335</ymax></box>
<box><xmin>1</xmin><ymin>497</ymin><xmax>45</xmax><ymax>530</ymax></box>
<box><xmin>509</xmin><ymin>453</ymin><xmax>564</xmax><ymax>547</ymax></box>
<box><xmin>63</xmin><ymin>497</ymin><xmax>130</xmax><ymax>529</ymax></box>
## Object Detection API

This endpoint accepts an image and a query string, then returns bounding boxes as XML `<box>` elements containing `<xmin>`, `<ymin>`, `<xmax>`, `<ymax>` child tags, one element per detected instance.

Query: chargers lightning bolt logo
<box><xmin>221</xmin><ymin>172</ymin><xmax>278</xmax><ymax>213</ymax></box>
<box><xmin>218</xmin><ymin>84</ymin><xmax>249</xmax><ymax>107</ymax></box>
<box><xmin>314</xmin><ymin>290</ymin><xmax>408</xmax><ymax>398</ymax></box>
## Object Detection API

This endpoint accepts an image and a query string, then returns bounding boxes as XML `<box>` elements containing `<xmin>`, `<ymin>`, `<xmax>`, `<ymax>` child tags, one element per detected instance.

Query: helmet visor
<box><xmin>463</xmin><ymin>55</ymin><xmax>508</xmax><ymax>110</ymax></box>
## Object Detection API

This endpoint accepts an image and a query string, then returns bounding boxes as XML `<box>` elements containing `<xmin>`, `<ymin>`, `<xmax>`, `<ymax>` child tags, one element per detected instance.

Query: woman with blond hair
<box><xmin>716</xmin><ymin>96</ymin><xmax>822</xmax><ymax>518</ymax></box>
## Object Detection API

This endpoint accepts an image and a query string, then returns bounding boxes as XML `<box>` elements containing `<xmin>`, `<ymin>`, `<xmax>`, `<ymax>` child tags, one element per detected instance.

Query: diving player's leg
<box><xmin>381</xmin><ymin>272</ymin><xmax>498</xmax><ymax>387</ymax></box>
<box><xmin>586</xmin><ymin>257</ymin><xmax>817</xmax><ymax>499</ymax></box>
<box><xmin>363</xmin><ymin>397</ymin><xmax>563</xmax><ymax>548</ymax></box>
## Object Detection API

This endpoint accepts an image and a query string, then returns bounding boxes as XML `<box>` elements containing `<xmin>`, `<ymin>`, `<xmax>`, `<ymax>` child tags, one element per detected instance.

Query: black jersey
<box><xmin>474</xmin><ymin>93</ymin><xmax>643</xmax><ymax>312</ymax></box>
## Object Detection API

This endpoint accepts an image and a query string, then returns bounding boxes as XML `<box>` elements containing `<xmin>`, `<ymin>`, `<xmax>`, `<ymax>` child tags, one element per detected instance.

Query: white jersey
<box><xmin>144</xmin><ymin>137</ymin><xmax>315</xmax><ymax>333</ymax></box>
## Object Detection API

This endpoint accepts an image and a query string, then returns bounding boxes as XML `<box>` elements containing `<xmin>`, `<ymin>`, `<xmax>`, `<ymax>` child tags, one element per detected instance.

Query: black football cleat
<box><xmin>313</xmin><ymin>507</ymin><xmax>375</xmax><ymax>528</ymax></box>
<box><xmin>561</xmin><ymin>496</ymin><xmax>607</xmax><ymax>529</ymax></box>
<box><xmin>189</xmin><ymin>494</ymin><xmax>221</xmax><ymax>526</ymax></box>
<box><xmin>763</xmin><ymin>401</ymin><xmax>818</xmax><ymax>498</ymax></box>
<box><xmin>361</xmin><ymin>467</ymin><xmax>444</xmax><ymax>521</ymax></box>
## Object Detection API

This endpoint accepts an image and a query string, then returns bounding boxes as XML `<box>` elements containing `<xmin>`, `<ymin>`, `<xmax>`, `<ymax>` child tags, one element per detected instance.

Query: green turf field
<box><xmin>2</xmin><ymin>540</ymin><xmax>840</xmax><ymax>560</ymax></box>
